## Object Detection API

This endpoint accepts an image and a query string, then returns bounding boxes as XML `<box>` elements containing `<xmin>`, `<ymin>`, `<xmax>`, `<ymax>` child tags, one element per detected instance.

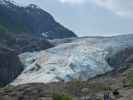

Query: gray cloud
<box><xmin>57</xmin><ymin>0</ymin><xmax>133</xmax><ymax>18</ymax></box>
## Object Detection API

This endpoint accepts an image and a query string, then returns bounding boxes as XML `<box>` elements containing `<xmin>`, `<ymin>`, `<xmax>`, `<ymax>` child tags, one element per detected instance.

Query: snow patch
<box><xmin>0</xmin><ymin>0</ymin><xmax>22</xmax><ymax>7</ymax></box>
<box><xmin>42</xmin><ymin>31</ymin><xmax>52</xmax><ymax>38</ymax></box>
<box><xmin>28</xmin><ymin>4</ymin><xmax>40</xmax><ymax>9</ymax></box>
<box><xmin>42</xmin><ymin>33</ymin><xmax>48</xmax><ymax>38</ymax></box>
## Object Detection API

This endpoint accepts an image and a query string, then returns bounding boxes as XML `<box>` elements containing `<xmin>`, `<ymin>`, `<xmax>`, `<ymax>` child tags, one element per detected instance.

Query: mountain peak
<box><xmin>28</xmin><ymin>4</ymin><xmax>40</xmax><ymax>9</ymax></box>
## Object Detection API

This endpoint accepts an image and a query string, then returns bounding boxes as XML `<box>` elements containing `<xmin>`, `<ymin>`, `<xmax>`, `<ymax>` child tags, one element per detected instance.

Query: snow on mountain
<box><xmin>12</xmin><ymin>34</ymin><xmax>133</xmax><ymax>85</ymax></box>
<box><xmin>0</xmin><ymin>0</ymin><xmax>21</xmax><ymax>7</ymax></box>
<box><xmin>28</xmin><ymin>4</ymin><xmax>40</xmax><ymax>9</ymax></box>
<box><xmin>0</xmin><ymin>0</ymin><xmax>7</xmax><ymax>5</ymax></box>
<box><xmin>0</xmin><ymin>0</ymin><xmax>10</xmax><ymax>7</ymax></box>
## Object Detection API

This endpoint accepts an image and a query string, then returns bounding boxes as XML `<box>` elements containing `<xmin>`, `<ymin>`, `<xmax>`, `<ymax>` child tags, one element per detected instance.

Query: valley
<box><xmin>0</xmin><ymin>0</ymin><xmax>133</xmax><ymax>100</ymax></box>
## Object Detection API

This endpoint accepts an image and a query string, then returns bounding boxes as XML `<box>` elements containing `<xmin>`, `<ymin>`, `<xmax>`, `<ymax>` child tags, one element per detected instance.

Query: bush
<box><xmin>62</xmin><ymin>95</ymin><xmax>72</xmax><ymax>100</ymax></box>
<box><xmin>52</xmin><ymin>93</ymin><xmax>72</xmax><ymax>100</ymax></box>
<box><xmin>123</xmin><ymin>80</ymin><xmax>133</xmax><ymax>89</ymax></box>
<box><xmin>52</xmin><ymin>93</ymin><xmax>62</xmax><ymax>100</ymax></box>
<box><xmin>103</xmin><ymin>85</ymin><xmax>113</xmax><ymax>91</ymax></box>
<box><xmin>99</xmin><ymin>96</ymin><xmax>104</xmax><ymax>100</ymax></box>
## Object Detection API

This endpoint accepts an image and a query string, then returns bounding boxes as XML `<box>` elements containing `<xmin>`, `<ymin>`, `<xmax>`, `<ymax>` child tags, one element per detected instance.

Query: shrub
<box><xmin>52</xmin><ymin>93</ymin><xmax>72</xmax><ymax>100</ymax></box>
<box><xmin>103</xmin><ymin>85</ymin><xmax>112</xmax><ymax>91</ymax></box>
<box><xmin>123</xmin><ymin>80</ymin><xmax>133</xmax><ymax>89</ymax></box>
<box><xmin>62</xmin><ymin>95</ymin><xmax>72</xmax><ymax>100</ymax></box>
<box><xmin>99</xmin><ymin>96</ymin><xmax>104</xmax><ymax>100</ymax></box>
<box><xmin>52</xmin><ymin>93</ymin><xmax>62</xmax><ymax>100</ymax></box>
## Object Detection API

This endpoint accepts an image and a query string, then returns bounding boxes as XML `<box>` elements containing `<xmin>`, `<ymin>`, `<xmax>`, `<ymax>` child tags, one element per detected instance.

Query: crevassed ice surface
<box><xmin>12</xmin><ymin>34</ymin><xmax>133</xmax><ymax>85</ymax></box>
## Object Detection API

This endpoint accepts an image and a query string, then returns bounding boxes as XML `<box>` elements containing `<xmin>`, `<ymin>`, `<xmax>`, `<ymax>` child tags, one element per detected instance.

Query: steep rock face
<box><xmin>12</xmin><ymin>34</ymin><xmax>133</xmax><ymax>85</ymax></box>
<box><xmin>0</xmin><ymin>32</ymin><xmax>54</xmax><ymax>53</ymax></box>
<box><xmin>0</xmin><ymin>44</ymin><xmax>23</xmax><ymax>87</ymax></box>
<box><xmin>25</xmin><ymin>4</ymin><xmax>77</xmax><ymax>39</ymax></box>
<box><xmin>0</xmin><ymin>0</ymin><xmax>76</xmax><ymax>38</ymax></box>
<box><xmin>0</xmin><ymin>0</ymin><xmax>77</xmax><ymax>53</ymax></box>
<box><xmin>14</xmin><ymin>35</ymin><xmax>53</xmax><ymax>53</ymax></box>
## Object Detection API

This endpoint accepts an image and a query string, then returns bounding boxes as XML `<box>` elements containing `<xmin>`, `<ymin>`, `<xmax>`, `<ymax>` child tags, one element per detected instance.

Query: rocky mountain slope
<box><xmin>0</xmin><ymin>0</ymin><xmax>77</xmax><ymax>53</ymax></box>
<box><xmin>12</xmin><ymin>34</ymin><xmax>133</xmax><ymax>85</ymax></box>
<box><xmin>0</xmin><ymin>44</ymin><xmax>23</xmax><ymax>87</ymax></box>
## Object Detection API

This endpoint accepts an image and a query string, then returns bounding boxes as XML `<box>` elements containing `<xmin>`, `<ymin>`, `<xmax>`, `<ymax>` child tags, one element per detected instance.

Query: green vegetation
<box><xmin>103</xmin><ymin>84</ymin><xmax>113</xmax><ymax>91</ymax></box>
<box><xmin>123</xmin><ymin>80</ymin><xmax>133</xmax><ymax>89</ymax></box>
<box><xmin>52</xmin><ymin>93</ymin><xmax>72</xmax><ymax>100</ymax></box>
<box><xmin>123</xmin><ymin>71</ymin><xmax>133</xmax><ymax>89</ymax></box>
<box><xmin>52</xmin><ymin>93</ymin><xmax>62</xmax><ymax>100</ymax></box>
<box><xmin>0</xmin><ymin>23</ymin><xmax>24</xmax><ymax>35</ymax></box>
<box><xmin>127</xmin><ymin>71</ymin><xmax>133</xmax><ymax>79</ymax></box>
<box><xmin>99</xmin><ymin>96</ymin><xmax>104</xmax><ymax>100</ymax></box>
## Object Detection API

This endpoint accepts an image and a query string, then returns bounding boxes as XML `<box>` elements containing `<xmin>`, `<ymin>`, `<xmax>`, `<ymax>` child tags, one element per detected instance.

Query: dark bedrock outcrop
<box><xmin>103</xmin><ymin>47</ymin><xmax>133</xmax><ymax>77</ymax></box>
<box><xmin>0</xmin><ymin>44</ymin><xmax>23</xmax><ymax>87</ymax></box>
<box><xmin>107</xmin><ymin>47</ymin><xmax>133</xmax><ymax>68</ymax></box>
<box><xmin>90</xmin><ymin>47</ymin><xmax>133</xmax><ymax>80</ymax></box>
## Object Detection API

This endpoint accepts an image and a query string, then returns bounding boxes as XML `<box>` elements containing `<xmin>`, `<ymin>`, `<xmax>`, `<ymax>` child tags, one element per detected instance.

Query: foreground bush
<box><xmin>52</xmin><ymin>93</ymin><xmax>72</xmax><ymax>100</ymax></box>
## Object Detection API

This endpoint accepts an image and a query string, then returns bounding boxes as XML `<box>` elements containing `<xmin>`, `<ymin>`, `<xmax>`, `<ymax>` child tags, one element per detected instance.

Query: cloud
<box><xmin>58</xmin><ymin>0</ymin><xmax>86</xmax><ymax>4</ymax></box>
<box><xmin>57</xmin><ymin>0</ymin><xmax>133</xmax><ymax>18</ymax></box>
<box><xmin>90</xmin><ymin>0</ymin><xmax>133</xmax><ymax>18</ymax></box>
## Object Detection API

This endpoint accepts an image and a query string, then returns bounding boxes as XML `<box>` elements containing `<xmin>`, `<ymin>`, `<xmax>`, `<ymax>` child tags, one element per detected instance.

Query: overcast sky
<box><xmin>13</xmin><ymin>0</ymin><xmax>133</xmax><ymax>36</ymax></box>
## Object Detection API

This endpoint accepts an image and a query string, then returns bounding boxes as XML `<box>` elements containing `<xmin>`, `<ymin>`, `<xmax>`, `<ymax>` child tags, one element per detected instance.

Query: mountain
<box><xmin>0</xmin><ymin>0</ymin><xmax>77</xmax><ymax>53</ymax></box>
<box><xmin>12</xmin><ymin>34</ymin><xmax>133</xmax><ymax>85</ymax></box>
<box><xmin>0</xmin><ymin>44</ymin><xmax>23</xmax><ymax>87</ymax></box>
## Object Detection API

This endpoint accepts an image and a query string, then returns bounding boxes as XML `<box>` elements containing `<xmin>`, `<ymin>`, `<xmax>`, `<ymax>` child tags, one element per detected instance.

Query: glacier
<box><xmin>12</xmin><ymin>34</ymin><xmax>133</xmax><ymax>85</ymax></box>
